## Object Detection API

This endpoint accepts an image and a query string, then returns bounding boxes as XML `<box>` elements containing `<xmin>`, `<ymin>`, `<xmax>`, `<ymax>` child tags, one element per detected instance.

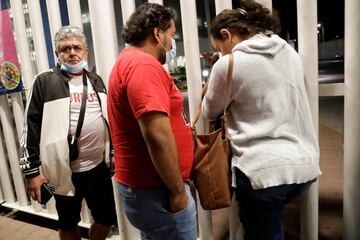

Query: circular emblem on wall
<box><xmin>1</xmin><ymin>61</ymin><xmax>21</xmax><ymax>90</ymax></box>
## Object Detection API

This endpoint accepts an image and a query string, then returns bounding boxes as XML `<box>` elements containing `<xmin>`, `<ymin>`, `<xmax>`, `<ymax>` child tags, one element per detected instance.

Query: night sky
<box><xmin>273</xmin><ymin>0</ymin><xmax>344</xmax><ymax>41</ymax></box>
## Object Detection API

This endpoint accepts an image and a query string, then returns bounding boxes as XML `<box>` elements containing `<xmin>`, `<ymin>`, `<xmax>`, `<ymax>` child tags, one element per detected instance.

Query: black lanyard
<box><xmin>69</xmin><ymin>73</ymin><xmax>88</xmax><ymax>144</ymax></box>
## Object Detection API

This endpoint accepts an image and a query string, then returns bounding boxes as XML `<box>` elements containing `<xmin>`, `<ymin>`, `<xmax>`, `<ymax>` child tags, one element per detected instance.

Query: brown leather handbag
<box><xmin>191</xmin><ymin>53</ymin><xmax>233</xmax><ymax>210</ymax></box>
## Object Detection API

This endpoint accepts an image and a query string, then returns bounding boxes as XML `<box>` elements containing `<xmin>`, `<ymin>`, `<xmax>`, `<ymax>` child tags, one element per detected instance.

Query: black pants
<box><xmin>234</xmin><ymin>169</ymin><xmax>315</xmax><ymax>240</ymax></box>
<box><xmin>54</xmin><ymin>161</ymin><xmax>117</xmax><ymax>230</ymax></box>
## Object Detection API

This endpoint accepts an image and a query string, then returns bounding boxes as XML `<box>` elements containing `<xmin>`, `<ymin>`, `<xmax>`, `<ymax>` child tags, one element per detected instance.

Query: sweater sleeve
<box><xmin>202</xmin><ymin>55</ymin><xmax>230</xmax><ymax>120</ymax></box>
<box><xmin>20</xmin><ymin>76</ymin><xmax>44</xmax><ymax>178</ymax></box>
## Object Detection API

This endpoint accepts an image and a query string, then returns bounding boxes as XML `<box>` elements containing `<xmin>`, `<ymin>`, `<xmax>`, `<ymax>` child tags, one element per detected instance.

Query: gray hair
<box><xmin>54</xmin><ymin>26</ymin><xmax>87</xmax><ymax>51</ymax></box>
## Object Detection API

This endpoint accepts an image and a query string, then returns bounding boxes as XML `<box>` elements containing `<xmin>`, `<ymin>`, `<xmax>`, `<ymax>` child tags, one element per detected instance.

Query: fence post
<box><xmin>0</xmin><ymin>95</ymin><xmax>27</xmax><ymax>206</ymax></box>
<box><xmin>297</xmin><ymin>1</ymin><xmax>319</xmax><ymax>240</ymax></box>
<box><xmin>27</xmin><ymin>0</ymin><xmax>49</xmax><ymax>72</ymax></box>
<box><xmin>343</xmin><ymin>0</ymin><xmax>360</xmax><ymax>239</ymax></box>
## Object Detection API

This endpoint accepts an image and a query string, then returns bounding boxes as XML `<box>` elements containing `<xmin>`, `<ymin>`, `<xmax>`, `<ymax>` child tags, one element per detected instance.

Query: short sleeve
<box><xmin>127</xmin><ymin>64</ymin><xmax>171</xmax><ymax>119</ymax></box>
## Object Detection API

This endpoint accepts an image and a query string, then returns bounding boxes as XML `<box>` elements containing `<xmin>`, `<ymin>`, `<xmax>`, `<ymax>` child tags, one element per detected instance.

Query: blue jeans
<box><xmin>234</xmin><ymin>169</ymin><xmax>315</xmax><ymax>240</ymax></box>
<box><xmin>117</xmin><ymin>182</ymin><xmax>197</xmax><ymax>240</ymax></box>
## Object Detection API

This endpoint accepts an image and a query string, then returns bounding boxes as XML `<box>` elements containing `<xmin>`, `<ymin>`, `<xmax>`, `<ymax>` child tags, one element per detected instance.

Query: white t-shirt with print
<box><xmin>68</xmin><ymin>75</ymin><xmax>105</xmax><ymax>172</ymax></box>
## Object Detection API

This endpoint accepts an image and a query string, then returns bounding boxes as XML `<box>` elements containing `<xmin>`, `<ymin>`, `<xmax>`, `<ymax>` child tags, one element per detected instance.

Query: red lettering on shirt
<box><xmin>87</xmin><ymin>93</ymin><xmax>99</xmax><ymax>102</ymax></box>
<box><xmin>88</xmin><ymin>92</ymin><xmax>94</xmax><ymax>102</ymax></box>
<box><xmin>73</xmin><ymin>92</ymin><xmax>81</xmax><ymax>103</ymax></box>
<box><xmin>71</xmin><ymin>90</ymin><xmax>99</xmax><ymax>103</ymax></box>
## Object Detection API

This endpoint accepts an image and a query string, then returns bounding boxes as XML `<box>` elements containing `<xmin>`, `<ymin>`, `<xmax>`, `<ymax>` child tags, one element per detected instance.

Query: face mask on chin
<box><xmin>60</xmin><ymin>58</ymin><xmax>88</xmax><ymax>74</ymax></box>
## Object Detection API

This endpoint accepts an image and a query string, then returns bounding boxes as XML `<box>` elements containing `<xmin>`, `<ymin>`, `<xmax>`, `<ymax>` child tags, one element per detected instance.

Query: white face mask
<box><xmin>159</xmin><ymin>30</ymin><xmax>175</xmax><ymax>64</ymax></box>
<box><xmin>166</xmin><ymin>38</ymin><xmax>176</xmax><ymax>64</ymax></box>
<box><xmin>60</xmin><ymin>58</ymin><xmax>88</xmax><ymax>74</ymax></box>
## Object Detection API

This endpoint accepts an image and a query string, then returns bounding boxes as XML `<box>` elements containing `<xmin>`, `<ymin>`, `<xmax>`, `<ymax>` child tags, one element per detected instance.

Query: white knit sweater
<box><xmin>202</xmin><ymin>34</ymin><xmax>321</xmax><ymax>189</ymax></box>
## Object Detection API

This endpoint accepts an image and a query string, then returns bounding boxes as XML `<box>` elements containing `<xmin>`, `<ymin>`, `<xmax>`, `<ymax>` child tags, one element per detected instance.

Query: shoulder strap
<box><xmin>70</xmin><ymin>73</ymin><xmax>88</xmax><ymax>144</ymax></box>
<box><xmin>193</xmin><ymin>53</ymin><xmax>234</xmax><ymax>126</ymax></box>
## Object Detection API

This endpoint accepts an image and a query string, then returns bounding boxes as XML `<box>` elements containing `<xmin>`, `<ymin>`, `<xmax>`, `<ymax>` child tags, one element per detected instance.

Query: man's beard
<box><xmin>158</xmin><ymin>38</ymin><xmax>168</xmax><ymax>65</ymax></box>
<box><xmin>159</xmin><ymin>50</ymin><xmax>166</xmax><ymax>64</ymax></box>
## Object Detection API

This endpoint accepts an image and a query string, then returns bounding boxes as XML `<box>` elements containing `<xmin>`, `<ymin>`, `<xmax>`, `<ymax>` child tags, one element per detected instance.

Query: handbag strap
<box><xmin>69</xmin><ymin>73</ymin><xmax>88</xmax><ymax>144</ymax></box>
<box><xmin>193</xmin><ymin>53</ymin><xmax>234</xmax><ymax>126</ymax></box>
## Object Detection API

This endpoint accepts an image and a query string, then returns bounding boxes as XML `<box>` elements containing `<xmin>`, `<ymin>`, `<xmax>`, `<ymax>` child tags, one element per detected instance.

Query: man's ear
<box><xmin>220</xmin><ymin>29</ymin><xmax>231</xmax><ymax>40</ymax></box>
<box><xmin>55</xmin><ymin>50</ymin><xmax>59</xmax><ymax>58</ymax></box>
<box><xmin>153</xmin><ymin>27</ymin><xmax>161</xmax><ymax>42</ymax></box>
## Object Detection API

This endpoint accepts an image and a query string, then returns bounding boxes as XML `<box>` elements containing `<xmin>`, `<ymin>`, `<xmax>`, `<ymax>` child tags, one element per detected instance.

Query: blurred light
<box><xmin>202</xmin><ymin>70</ymin><xmax>209</xmax><ymax>78</ymax></box>
<box><xmin>318</xmin><ymin>23</ymin><xmax>322</xmax><ymax>27</ymax></box>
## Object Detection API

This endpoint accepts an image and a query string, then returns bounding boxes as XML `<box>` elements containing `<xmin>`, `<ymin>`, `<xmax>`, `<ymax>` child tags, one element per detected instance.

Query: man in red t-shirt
<box><xmin>107</xmin><ymin>3</ymin><xmax>197</xmax><ymax>239</ymax></box>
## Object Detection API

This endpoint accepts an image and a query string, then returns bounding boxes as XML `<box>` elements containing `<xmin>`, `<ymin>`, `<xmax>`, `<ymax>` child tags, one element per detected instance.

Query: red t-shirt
<box><xmin>107</xmin><ymin>48</ymin><xmax>194</xmax><ymax>187</ymax></box>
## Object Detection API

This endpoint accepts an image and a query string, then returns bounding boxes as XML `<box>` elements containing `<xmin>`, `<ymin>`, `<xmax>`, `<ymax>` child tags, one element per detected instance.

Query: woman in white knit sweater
<box><xmin>202</xmin><ymin>1</ymin><xmax>321</xmax><ymax>239</ymax></box>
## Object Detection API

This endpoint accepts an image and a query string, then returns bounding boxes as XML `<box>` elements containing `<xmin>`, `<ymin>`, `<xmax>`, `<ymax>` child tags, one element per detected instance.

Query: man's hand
<box><xmin>25</xmin><ymin>175</ymin><xmax>47</xmax><ymax>203</ymax></box>
<box><xmin>169</xmin><ymin>189</ymin><xmax>188</xmax><ymax>213</ymax></box>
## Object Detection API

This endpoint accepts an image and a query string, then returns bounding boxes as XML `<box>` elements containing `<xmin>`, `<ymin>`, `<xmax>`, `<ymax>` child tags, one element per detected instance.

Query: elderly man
<box><xmin>20</xmin><ymin>26</ymin><xmax>116</xmax><ymax>240</ymax></box>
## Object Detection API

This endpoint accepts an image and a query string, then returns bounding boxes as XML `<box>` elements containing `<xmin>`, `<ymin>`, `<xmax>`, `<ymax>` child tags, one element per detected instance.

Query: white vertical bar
<box><xmin>111</xmin><ymin>1</ymin><xmax>139</xmax><ymax>239</ymax></box>
<box><xmin>112</xmin><ymin>178</ymin><xmax>140</xmax><ymax>240</ymax></box>
<box><xmin>80</xmin><ymin>200</ymin><xmax>91</xmax><ymax>224</ymax></box>
<box><xmin>255</xmin><ymin>0</ymin><xmax>272</xmax><ymax>11</ymax></box>
<box><xmin>45</xmin><ymin>0</ymin><xmax>62</xmax><ymax>51</ymax></box>
<box><xmin>0</xmin><ymin>95</ymin><xmax>27</xmax><ymax>206</ymax></box>
<box><xmin>297</xmin><ymin>1</ymin><xmax>319</xmax><ymax>240</ymax></box>
<box><xmin>0</xmin><ymin>128</ymin><xmax>16</xmax><ymax>203</ymax></box>
<box><xmin>148</xmin><ymin>0</ymin><xmax>163</xmax><ymax>5</ymax></box>
<box><xmin>213</xmin><ymin>2</ymin><xmax>237</xmax><ymax>239</ymax></box>
<box><xmin>229</xmin><ymin>195</ymin><xmax>243</xmax><ymax>240</ymax></box>
<box><xmin>180</xmin><ymin>0</ymin><xmax>205</xmax><ymax>136</ymax></box>
<box><xmin>9</xmin><ymin>94</ymin><xmax>24</xmax><ymax>141</ymax></box>
<box><xmin>46</xmin><ymin>197</ymin><xmax>57</xmax><ymax>215</ymax></box>
<box><xmin>215</xmin><ymin>0</ymin><xmax>232</xmax><ymax>14</ymax></box>
<box><xmin>120</xmin><ymin>0</ymin><xmax>136</xmax><ymax>25</ymax></box>
<box><xmin>27</xmin><ymin>0</ymin><xmax>49</xmax><ymax>72</ymax></box>
<box><xmin>66</xmin><ymin>0</ymin><xmax>83</xmax><ymax>28</ymax></box>
<box><xmin>344</xmin><ymin>0</ymin><xmax>360</xmax><ymax>239</ymax></box>
<box><xmin>0</xmin><ymin>181</ymin><xmax>4</xmax><ymax>202</ymax></box>
<box><xmin>9</xmin><ymin>0</ymin><xmax>34</xmax><ymax>91</ymax></box>
<box><xmin>46</xmin><ymin>0</ymin><xmax>62</xmax><ymax>64</ymax></box>
<box><xmin>88</xmin><ymin>0</ymin><xmax>118</xmax><ymax>85</ymax></box>
<box><xmin>179</xmin><ymin>1</ymin><xmax>211</xmax><ymax>239</ymax></box>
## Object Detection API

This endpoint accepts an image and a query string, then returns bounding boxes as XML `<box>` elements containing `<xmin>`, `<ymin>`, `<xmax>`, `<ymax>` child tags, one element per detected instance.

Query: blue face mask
<box><xmin>166</xmin><ymin>39</ymin><xmax>176</xmax><ymax>64</ymax></box>
<box><xmin>60</xmin><ymin>58</ymin><xmax>88</xmax><ymax>74</ymax></box>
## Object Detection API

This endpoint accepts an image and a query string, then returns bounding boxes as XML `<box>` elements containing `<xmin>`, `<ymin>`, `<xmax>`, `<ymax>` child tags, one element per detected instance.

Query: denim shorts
<box><xmin>54</xmin><ymin>161</ymin><xmax>117</xmax><ymax>230</ymax></box>
<box><xmin>117</xmin><ymin>182</ymin><xmax>197</xmax><ymax>240</ymax></box>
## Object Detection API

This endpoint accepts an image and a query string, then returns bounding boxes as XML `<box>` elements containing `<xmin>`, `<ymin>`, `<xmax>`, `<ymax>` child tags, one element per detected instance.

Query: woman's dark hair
<box><xmin>122</xmin><ymin>3</ymin><xmax>175</xmax><ymax>45</ymax></box>
<box><xmin>210</xmin><ymin>0</ymin><xmax>281</xmax><ymax>40</ymax></box>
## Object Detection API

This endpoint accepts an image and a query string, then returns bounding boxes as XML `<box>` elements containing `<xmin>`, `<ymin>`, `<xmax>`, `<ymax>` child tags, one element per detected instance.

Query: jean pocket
<box><xmin>173</xmin><ymin>193</ymin><xmax>196</xmax><ymax>219</ymax></box>
<box><xmin>173</xmin><ymin>194</ymin><xmax>197</xmax><ymax>239</ymax></box>
<box><xmin>174</xmin><ymin>205</ymin><xmax>189</xmax><ymax>216</ymax></box>
<box><xmin>118</xmin><ymin>184</ymin><xmax>136</xmax><ymax>200</ymax></box>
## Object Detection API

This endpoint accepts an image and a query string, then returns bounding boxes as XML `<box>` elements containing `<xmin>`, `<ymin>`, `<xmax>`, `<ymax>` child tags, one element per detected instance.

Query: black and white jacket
<box><xmin>20</xmin><ymin>65</ymin><xmax>111</xmax><ymax>196</ymax></box>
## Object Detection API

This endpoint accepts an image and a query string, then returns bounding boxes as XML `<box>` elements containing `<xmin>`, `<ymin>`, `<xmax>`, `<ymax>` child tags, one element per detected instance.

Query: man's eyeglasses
<box><xmin>56</xmin><ymin>26</ymin><xmax>84</xmax><ymax>36</ymax></box>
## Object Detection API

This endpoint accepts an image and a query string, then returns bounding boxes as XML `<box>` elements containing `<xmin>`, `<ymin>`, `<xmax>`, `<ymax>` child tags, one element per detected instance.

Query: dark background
<box><xmin>273</xmin><ymin>0</ymin><xmax>344</xmax><ymax>41</ymax></box>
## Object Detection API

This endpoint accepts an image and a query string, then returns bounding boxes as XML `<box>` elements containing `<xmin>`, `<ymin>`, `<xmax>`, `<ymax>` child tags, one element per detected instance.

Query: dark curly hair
<box><xmin>210</xmin><ymin>0</ymin><xmax>281</xmax><ymax>40</ymax></box>
<box><xmin>121</xmin><ymin>3</ymin><xmax>175</xmax><ymax>45</ymax></box>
